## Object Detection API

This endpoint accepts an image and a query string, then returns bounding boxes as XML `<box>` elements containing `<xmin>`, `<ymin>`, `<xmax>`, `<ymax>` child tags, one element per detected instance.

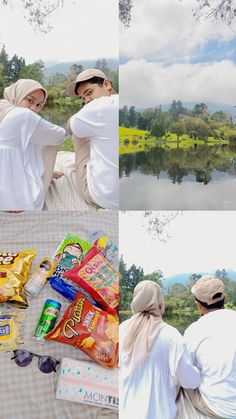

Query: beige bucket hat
<box><xmin>66</xmin><ymin>68</ymin><xmax>107</xmax><ymax>97</ymax></box>
<box><xmin>191</xmin><ymin>275</ymin><xmax>225</xmax><ymax>305</ymax></box>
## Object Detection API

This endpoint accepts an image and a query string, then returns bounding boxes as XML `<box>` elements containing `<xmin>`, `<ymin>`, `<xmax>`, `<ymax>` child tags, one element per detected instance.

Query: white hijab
<box><xmin>0</xmin><ymin>79</ymin><xmax>47</xmax><ymax>122</ymax></box>
<box><xmin>122</xmin><ymin>280</ymin><xmax>166</xmax><ymax>372</ymax></box>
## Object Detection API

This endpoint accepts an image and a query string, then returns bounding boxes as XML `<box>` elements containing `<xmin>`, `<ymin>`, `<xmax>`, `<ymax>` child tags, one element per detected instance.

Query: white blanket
<box><xmin>176</xmin><ymin>389</ymin><xmax>213</xmax><ymax>419</ymax></box>
<box><xmin>0</xmin><ymin>211</ymin><xmax>118</xmax><ymax>419</ymax></box>
<box><xmin>44</xmin><ymin>151</ymin><xmax>93</xmax><ymax>211</ymax></box>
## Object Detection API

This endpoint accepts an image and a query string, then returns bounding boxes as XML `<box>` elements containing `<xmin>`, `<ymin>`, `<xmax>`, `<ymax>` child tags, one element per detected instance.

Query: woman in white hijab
<box><xmin>119</xmin><ymin>280</ymin><xmax>201</xmax><ymax>419</ymax></box>
<box><xmin>0</xmin><ymin>79</ymin><xmax>66</xmax><ymax>211</ymax></box>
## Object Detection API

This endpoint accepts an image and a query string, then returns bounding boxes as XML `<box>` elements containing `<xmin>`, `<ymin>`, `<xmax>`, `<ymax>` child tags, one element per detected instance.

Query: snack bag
<box><xmin>53</xmin><ymin>233</ymin><xmax>93</xmax><ymax>277</ymax></box>
<box><xmin>45</xmin><ymin>295</ymin><xmax>119</xmax><ymax>368</ymax></box>
<box><xmin>89</xmin><ymin>231</ymin><xmax>118</xmax><ymax>269</ymax></box>
<box><xmin>0</xmin><ymin>310</ymin><xmax>25</xmax><ymax>350</ymax></box>
<box><xmin>64</xmin><ymin>247</ymin><xmax>119</xmax><ymax>314</ymax></box>
<box><xmin>0</xmin><ymin>250</ymin><xmax>36</xmax><ymax>308</ymax></box>
<box><xmin>56</xmin><ymin>358</ymin><xmax>119</xmax><ymax>409</ymax></box>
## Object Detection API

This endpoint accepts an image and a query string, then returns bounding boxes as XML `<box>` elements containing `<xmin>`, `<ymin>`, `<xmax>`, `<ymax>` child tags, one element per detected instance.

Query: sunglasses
<box><xmin>11</xmin><ymin>350</ymin><xmax>60</xmax><ymax>373</ymax></box>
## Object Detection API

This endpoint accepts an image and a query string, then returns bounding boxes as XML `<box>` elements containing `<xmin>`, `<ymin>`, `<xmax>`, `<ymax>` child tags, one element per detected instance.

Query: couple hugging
<box><xmin>0</xmin><ymin>69</ymin><xmax>118</xmax><ymax>211</ymax></box>
<box><xmin>120</xmin><ymin>276</ymin><xmax>236</xmax><ymax>419</ymax></box>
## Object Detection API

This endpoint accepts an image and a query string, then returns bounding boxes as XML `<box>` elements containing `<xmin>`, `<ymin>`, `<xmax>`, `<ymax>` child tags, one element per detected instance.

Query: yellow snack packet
<box><xmin>0</xmin><ymin>250</ymin><xmax>36</xmax><ymax>308</ymax></box>
<box><xmin>0</xmin><ymin>311</ymin><xmax>25</xmax><ymax>350</ymax></box>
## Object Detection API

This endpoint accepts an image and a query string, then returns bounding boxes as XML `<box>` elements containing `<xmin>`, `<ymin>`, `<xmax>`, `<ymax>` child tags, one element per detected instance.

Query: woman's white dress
<box><xmin>0</xmin><ymin>107</ymin><xmax>65</xmax><ymax>210</ymax></box>
<box><xmin>119</xmin><ymin>319</ymin><xmax>200</xmax><ymax>419</ymax></box>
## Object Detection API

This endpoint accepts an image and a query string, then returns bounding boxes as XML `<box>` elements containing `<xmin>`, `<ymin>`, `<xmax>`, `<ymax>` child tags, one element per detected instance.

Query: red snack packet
<box><xmin>64</xmin><ymin>247</ymin><xmax>119</xmax><ymax>314</ymax></box>
<box><xmin>44</xmin><ymin>295</ymin><xmax>119</xmax><ymax>368</ymax></box>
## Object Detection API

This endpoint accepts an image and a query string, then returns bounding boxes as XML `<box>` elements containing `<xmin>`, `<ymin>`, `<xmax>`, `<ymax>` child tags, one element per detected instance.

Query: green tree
<box><xmin>169</xmin><ymin>100</ymin><xmax>187</xmax><ymax>122</ymax></box>
<box><xmin>170</xmin><ymin>120</ymin><xmax>186</xmax><ymax>140</ymax></box>
<box><xmin>150</xmin><ymin>108</ymin><xmax>168</xmax><ymax>138</ymax></box>
<box><xmin>193</xmin><ymin>1</ymin><xmax>236</xmax><ymax>26</ymax></box>
<box><xmin>95</xmin><ymin>59</ymin><xmax>110</xmax><ymax>74</ymax></box>
<box><xmin>119</xmin><ymin>0</ymin><xmax>133</xmax><ymax>26</ymax></box>
<box><xmin>119</xmin><ymin>105</ymin><xmax>129</xmax><ymax>127</ymax></box>
<box><xmin>215</xmin><ymin>268</ymin><xmax>231</xmax><ymax>287</ymax></box>
<box><xmin>182</xmin><ymin>116</ymin><xmax>211</xmax><ymax>140</ymax></box>
<box><xmin>120</xmin><ymin>1</ymin><xmax>236</xmax><ymax>28</ymax></box>
<box><xmin>143</xmin><ymin>270</ymin><xmax>163</xmax><ymax>286</ymax></box>
<box><xmin>128</xmin><ymin>106</ymin><xmax>138</xmax><ymax>127</ymax></box>
<box><xmin>0</xmin><ymin>0</ymin><xmax>65</xmax><ymax>32</ymax></box>
<box><xmin>211</xmin><ymin>111</ymin><xmax>229</xmax><ymax>123</ymax></box>
<box><xmin>126</xmin><ymin>264</ymin><xmax>144</xmax><ymax>291</ymax></box>
<box><xmin>0</xmin><ymin>63</ymin><xmax>7</xmax><ymax>96</ymax></box>
<box><xmin>48</xmin><ymin>72</ymin><xmax>67</xmax><ymax>87</ymax></box>
<box><xmin>192</xmin><ymin>103</ymin><xmax>209</xmax><ymax>121</ymax></box>
<box><xmin>67</xmin><ymin>64</ymin><xmax>83</xmax><ymax>82</ymax></box>
<box><xmin>19</xmin><ymin>60</ymin><xmax>45</xmax><ymax>84</ymax></box>
<box><xmin>0</xmin><ymin>45</ymin><xmax>10</xmax><ymax>81</ymax></box>
<box><xmin>8</xmin><ymin>54</ymin><xmax>26</xmax><ymax>82</ymax></box>
<box><xmin>169</xmin><ymin>282</ymin><xmax>187</xmax><ymax>297</ymax></box>
<box><xmin>187</xmin><ymin>273</ymin><xmax>202</xmax><ymax>290</ymax></box>
<box><xmin>119</xmin><ymin>255</ymin><xmax>132</xmax><ymax>310</ymax></box>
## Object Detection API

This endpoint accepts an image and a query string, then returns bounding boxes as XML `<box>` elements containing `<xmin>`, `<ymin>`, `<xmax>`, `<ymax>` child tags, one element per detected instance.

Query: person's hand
<box><xmin>52</xmin><ymin>171</ymin><xmax>64</xmax><ymax>179</ymax></box>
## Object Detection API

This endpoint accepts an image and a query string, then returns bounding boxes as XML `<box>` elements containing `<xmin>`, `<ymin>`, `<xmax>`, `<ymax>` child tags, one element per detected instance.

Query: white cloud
<box><xmin>0</xmin><ymin>0</ymin><xmax>118</xmax><ymax>63</ymax></box>
<box><xmin>120</xmin><ymin>0</ymin><xmax>236</xmax><ymax>62</ymax></box>
<box><xmin>120</xmin><ymin>59</ymin><xmax>236</xmax><ymax>107</ymax></box>
<box><xmin>119</xmin><ymin>211</ymin><xmax>236</xmax><ymax>277</ymax></box>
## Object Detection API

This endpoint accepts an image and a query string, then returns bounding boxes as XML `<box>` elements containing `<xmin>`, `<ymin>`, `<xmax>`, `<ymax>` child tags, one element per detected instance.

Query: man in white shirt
<box><xmin>66</xmin><ymin>68</ymin><xmax>118</xmax><ymax>210</ymax></box>
<box><xmin>184</xmin><ymin>275</ymin><xmax>236</xmax><ymax>419</ymax></box>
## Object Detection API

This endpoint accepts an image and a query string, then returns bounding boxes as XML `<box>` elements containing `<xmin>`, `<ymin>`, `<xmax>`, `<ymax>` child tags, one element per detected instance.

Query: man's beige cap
<box><xmin>191</xmin><ymin>275</ymin><xmax>225</xmax><ymax>305</ymax></box>
<box><xmin>66</xmin><ymin>68</ymin><xmax>107</xmax><ymax>97</ymax></box>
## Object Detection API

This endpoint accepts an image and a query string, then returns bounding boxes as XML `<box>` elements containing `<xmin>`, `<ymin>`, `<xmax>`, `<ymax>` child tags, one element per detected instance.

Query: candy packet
<box><xmin>0</xmin><ymin>250</ymin><xmax>36</xmax><ymax>308</ymax></box>
<box><xmin>89</xmin><ymin>231</ymin><xmax>118</xmax><ymax>269</ymax></box>
<box><xmin>53</xmin><ymin>233</ymin><xmax>93</xmax><ymax>278</ymax></box>
<box><xmin>56</xmin><ymin>358</ymin><xmax>119</xmax><ymax>409</ymax></box>
<box><xmin>64</xmin><ymin>247</ymin><xmax>119</xmax><ymax>314</ymax></box>
<box><xmin>45</xmin><ymin>294</ymin><xmax>119</xmax><ymax>368</ymax></box>
<box><xmin>0</xmin><ymin>310</ymin><xmax>25</xmax><ymax>350</ymax></box>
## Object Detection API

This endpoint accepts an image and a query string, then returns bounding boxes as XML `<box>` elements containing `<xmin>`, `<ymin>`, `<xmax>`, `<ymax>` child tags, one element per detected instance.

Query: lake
<box><xmin>119</xmin><ymin>143</ymin><xmax>236</xmax><ymax>210</ymax></box>
<box><xmin>41</xmin><ymin>105</ymin><xmax>79</xmax><ymax>128</ymax></box>
<box><xmin>119</xmin><ymin>312</ymin><xmax>200</xmax><ymax>335</ymax></box>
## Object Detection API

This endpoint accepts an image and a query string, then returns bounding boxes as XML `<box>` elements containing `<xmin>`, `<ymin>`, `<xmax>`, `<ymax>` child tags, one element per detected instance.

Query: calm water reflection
<box><xmin>119</xmin><ymin>312</ymin><xmax>200</xmax><ymax>335</ymax></box>
<box><xmin>119</xmin><ymin>144</ymin><xmax>236</xmax><ymax>209</ymax></box>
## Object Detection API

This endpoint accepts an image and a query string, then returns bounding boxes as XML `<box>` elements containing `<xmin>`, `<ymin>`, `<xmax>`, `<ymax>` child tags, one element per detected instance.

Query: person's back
<box><xmin>120</xmin><ymin>319</ymin><xmax>200</xmax><ymax>419</ymax></box>
<box><xmin>72</xmin><ymin>94</ymin><xmax>118</xmax><ymax>209</ymax></box>
<box><xmin>0</xmin><ymin>79</ymin><xmax>65</xmax><ymax>211</ymax></box>
<box><xmin>184</xmin><ymin>308</ymin><xmax>236</xmax><ymax>418</ymax></box>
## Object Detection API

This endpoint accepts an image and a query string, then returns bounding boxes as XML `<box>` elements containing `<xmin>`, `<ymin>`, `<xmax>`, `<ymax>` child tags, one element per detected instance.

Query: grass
<box><xmin>119</xmin><ymin>127</ymin><xmax>230</xmax><ymax>155</ymax></box>
<box><xmin>60</xmin><ymin>135</ymin><xmax>74</xmax><ymax>152</ymax></box>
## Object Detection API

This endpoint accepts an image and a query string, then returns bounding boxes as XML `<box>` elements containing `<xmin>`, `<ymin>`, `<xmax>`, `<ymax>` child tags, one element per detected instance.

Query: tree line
<box><xmin>0</xmin><ymin>46</ymin><xmax>118</xmax><ymax>106</ymax></box>
<box><xmin>119</xmin><ymin>257</ymin><xmax>236</xmax><ymax>315</ymax></box>
<box><xmin>120</xmin><ymin>101</ymin><xmax>236</xmax><ymax>142</ymax></box>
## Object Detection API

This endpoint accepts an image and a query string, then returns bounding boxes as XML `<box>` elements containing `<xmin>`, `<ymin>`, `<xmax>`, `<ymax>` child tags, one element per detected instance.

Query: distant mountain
<box><xmin>44</xmin><ymin>58</ymin><xmax>118</xmax><ymax>76</ymax></box>
<box><xmin>163</xmin><ymin>269</ymin><xmax>236</xmax><ymax>288</ymax></box>
<box><xmin>136</xmin><ymin>102</ymin><xmax>236</xmax><ymax>116</ymax></box>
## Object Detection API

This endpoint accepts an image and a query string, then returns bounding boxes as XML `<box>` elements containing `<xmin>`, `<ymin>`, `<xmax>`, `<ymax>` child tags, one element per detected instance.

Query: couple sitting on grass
<box><xmin>0</xmin><ymin>69</ymin><xmax>118</xmax><ymax>211</ymax></box>
<box><xmin>120</xmin><ymin>275</ymin><xmax>236</xmax><ymax>419</ymax></box>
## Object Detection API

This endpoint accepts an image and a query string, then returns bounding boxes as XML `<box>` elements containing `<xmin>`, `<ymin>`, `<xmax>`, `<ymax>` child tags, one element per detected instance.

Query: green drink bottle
<box><xmin>34</xmin><ymin>299</ymin><xmax>61</xmax><ymax>342</ymax></box>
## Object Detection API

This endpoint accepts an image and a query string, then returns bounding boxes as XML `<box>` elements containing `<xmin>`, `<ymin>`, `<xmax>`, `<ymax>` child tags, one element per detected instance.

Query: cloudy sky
<box><xmin>119</xmin><ymin>211</ymin><xmax>236</xmax><ymax>278</ymax></box>
<box><xmin>0</xmin><ymin>0</ymin><xmax>118</xmax><ymax>65</ymax></box>
<box><xmin>120</xmin><ymin>0</ymin><xmax>236</xmax><ymax>107</ymax></box>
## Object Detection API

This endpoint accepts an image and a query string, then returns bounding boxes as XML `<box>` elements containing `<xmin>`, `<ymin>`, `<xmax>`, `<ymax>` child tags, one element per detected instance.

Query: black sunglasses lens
<box><xmin>38</xmin><ymin>356</ymin><xmax>58</xmax><ymax>373</ymax></box>
<box><xmin>13</xmin><ymin>350</ymin><xmax>33</xmax><ymax>367</ymax></box>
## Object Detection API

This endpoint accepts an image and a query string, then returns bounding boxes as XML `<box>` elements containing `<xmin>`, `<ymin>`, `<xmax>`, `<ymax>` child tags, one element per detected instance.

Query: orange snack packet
<box><xmin>64</xmin><ymin>247</ymin><xmax>119</xmax><ymax>314</ymax></box>
<box><xmin>0</xmin><ymin>250</ymin><xmax>36</xmax><ymax>308</ymax></box>
<box><xmin>45</xmin><ymin>294</ymin><xmax>119</xmax><ymax>368</ymax></box>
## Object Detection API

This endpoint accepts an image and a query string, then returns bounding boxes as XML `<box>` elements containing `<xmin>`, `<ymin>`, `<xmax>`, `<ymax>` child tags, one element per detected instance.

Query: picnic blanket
<box><xmin>44</xmin><ymin>151</ymin><xmax>92</xmax><ymax>211</ymax></box>
<box><xmin>0</xmin><ymin>211</ymin><xmax>118</xmax><ymax>419</ymax></box>
<box><xmin>176</xmin><ymin>389</ymin><xmax>213</xmax><ymax>419</ymax></box>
